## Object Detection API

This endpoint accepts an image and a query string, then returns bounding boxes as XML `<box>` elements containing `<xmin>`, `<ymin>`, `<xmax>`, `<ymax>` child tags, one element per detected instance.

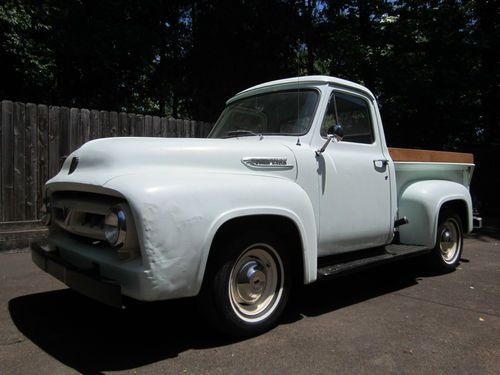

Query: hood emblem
<box><xmin>242</xmin><ymin>157</ymin><xmax>294</xmax><ymax>170</ymax></box>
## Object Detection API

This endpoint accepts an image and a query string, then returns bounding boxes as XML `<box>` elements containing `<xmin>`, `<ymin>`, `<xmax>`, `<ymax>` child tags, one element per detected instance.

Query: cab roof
<box><xmin>228</xmin><ymin>75</ymin><xmax>375</xmax><ymax>104</ymax></box>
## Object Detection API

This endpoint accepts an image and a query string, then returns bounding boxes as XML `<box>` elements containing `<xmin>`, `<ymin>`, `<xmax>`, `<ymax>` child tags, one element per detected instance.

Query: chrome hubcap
<box><xmin>235</xmin><ymin>260</ymin><xmax>267</xmax><ymax>304</ymax></box>
<box><xmin>229</xmin><ymin>245</ymin><xmax>283</xmax><ymax>322</ymax></box>
<box><xmin>439</xmin><ymin>219</ymin><xmax>460</xmax><ymax>264</ymax></box>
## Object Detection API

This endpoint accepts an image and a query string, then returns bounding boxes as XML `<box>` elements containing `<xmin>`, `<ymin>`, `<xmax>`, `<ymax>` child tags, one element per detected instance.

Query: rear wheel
<box><xmin>430</xmin><ymin>211</ymin><xmax>463</xmax><ymax>272</ymax></box>
<box><xmin>199</xmin><ymin>231</ymin><xmax>291</xmax><ymax>337</ymax></box>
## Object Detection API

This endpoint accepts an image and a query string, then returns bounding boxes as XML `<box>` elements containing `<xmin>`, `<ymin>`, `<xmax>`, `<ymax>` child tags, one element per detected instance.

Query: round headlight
<box><xmin>40</xmin><ymin>201</ymin><xmax>52</xmax><ymax>226</ymax></box>
<box><xmin>104</xmin><ymin>208</ymin><xmax>126</xmax><ymax>246</ymax></box>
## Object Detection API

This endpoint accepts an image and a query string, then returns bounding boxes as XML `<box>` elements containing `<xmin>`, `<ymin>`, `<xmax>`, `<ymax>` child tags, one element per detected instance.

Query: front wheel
<box><xmin>199</xmin><ymin>232</ymin><xmax>291</xmax><ymax>337</ymax></box>
<box><xmin>429</xmin><ymin>211</ymin><xmax>463</xmax><ymax>272</ymax></box>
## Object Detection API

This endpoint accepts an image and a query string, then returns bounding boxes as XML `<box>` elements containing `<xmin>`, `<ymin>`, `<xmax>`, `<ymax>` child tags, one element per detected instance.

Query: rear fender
<box><xmin>398</xmin><ymin>180</ymin><xmax>472</xmax><ymax>247</ymax></box>
<box><xmin>399</xmin><ymin>180</ymin><xmax>472</xmax><ymax>248</ymax></box>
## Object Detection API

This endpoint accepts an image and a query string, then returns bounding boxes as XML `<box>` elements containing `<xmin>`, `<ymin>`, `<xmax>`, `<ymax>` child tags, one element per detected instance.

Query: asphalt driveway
<box><xmin>1</xmin><ymin>228</ymin><xmax>499</xmax><ymax>374</ymax></box>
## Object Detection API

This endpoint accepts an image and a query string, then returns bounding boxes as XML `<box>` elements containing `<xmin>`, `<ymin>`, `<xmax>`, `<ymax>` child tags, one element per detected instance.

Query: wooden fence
<box><xmin>0</xmin><ymin>100</ymin><xmax>214</xmax><ymax>223</ymax></box>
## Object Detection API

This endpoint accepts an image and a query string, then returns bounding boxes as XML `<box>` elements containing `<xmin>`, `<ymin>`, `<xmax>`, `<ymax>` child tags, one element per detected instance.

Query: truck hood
<box><xmin>48</xmin><ymin>137</ymin><xmax>298</xmax><ymax>188</ymax></box>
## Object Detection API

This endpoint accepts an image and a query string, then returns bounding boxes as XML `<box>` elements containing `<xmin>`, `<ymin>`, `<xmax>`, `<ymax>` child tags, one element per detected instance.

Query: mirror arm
<box><xmin>315</xmin><ymin>135</ymin><xmax>334</xmax><ymax>156</ymax></box>
<box><xmin>316</xmin><ymin>124</ymin><xmax>344</xmax><ymax>156</ymax></box>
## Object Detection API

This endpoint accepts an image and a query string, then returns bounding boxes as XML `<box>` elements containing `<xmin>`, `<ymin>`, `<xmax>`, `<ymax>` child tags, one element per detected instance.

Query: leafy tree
<box><xmin>0</xmin><ymin>0</ymin><xmax>56</xmax><ymax>103</ymax></box>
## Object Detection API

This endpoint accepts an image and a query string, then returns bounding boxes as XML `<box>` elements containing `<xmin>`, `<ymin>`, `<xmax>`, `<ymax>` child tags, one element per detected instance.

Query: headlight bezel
<box><xmin>104</xmin><ymin>206</ymin><xmax>127</xmax><ymax>247</ymax></box>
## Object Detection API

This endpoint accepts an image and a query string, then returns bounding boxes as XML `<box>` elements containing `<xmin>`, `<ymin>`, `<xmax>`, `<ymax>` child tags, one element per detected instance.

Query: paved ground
<box><xmin>1</xmin><ymin>229</ymin><xmax>499</xmax><ymax>374</ymax></box>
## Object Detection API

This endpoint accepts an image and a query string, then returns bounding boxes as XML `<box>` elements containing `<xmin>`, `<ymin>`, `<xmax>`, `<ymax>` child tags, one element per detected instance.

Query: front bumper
<box><xmin>31</xmin><ymin>241</ymin><xmax>124</xmax><ymax>308</ymax></box>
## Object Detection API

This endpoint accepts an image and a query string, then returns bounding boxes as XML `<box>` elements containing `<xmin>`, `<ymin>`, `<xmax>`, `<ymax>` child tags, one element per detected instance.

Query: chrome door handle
<box><xmin>373</xmin><ymin>159</ymin><xmax>388</xmax><ymax>168</ymax></box>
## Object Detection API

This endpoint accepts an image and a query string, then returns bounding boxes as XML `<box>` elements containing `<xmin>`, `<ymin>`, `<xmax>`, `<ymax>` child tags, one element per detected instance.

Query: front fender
<box><xmin>104</xmin><ymin>170</ymin><xmax>317</xmax><ymax>301</ymax></box>
<box><xmin>398</xmin><ymin>180</ymin><xmax>472</xmax><ymax>248</ymax></box>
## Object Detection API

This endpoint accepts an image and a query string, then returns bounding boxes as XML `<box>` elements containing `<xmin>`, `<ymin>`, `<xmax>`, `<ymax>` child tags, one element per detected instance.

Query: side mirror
<box><xmin>316</xmin><ymin>124</ymin><xmax>344</xmax><ymax>156</ymax></box>
<box><xmin>330</xmin><ymin>124</ymin><xmax>344</xmax><ymax>142</ymax></box>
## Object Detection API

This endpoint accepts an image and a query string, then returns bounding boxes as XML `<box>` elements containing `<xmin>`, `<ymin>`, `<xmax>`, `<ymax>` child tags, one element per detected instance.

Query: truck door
<box><xmin>317</xmin><ymin>90</ymin><xmax>392</xmax><ymax>256</ymax></box>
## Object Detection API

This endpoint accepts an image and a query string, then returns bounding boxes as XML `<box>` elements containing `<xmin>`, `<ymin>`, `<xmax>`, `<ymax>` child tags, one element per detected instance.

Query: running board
<box><xmin>317</xmin><ymin>244</ymin><xmax>430</xmax><ymax>279</ymax></box>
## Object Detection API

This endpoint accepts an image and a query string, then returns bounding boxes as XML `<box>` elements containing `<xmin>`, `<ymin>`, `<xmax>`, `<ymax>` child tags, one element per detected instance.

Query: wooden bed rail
<box><xmin>388</xmin><ymin>147</ymin><xmax>474</xmax><ymax>164</ymax></box>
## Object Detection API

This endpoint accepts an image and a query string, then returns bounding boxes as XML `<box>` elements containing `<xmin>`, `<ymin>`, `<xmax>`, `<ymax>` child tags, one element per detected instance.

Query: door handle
<box><xmin>373</xmin><ymin>159</ymin><xmax>388</xmax><ymax>169</ymax></box>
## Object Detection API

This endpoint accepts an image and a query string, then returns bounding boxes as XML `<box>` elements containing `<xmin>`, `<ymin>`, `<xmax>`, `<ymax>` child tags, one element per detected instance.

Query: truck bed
<box><xmin>389</xmin><ymin>147</ymin><xmax>475</xmax><ymax>193</ymax></box>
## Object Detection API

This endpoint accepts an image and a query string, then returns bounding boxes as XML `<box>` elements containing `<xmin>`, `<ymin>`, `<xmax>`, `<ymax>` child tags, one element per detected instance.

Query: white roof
<box><xmin>228</xmin><ymin>75</ymin><xmax>375</xmax><ymax>104</ymax></box>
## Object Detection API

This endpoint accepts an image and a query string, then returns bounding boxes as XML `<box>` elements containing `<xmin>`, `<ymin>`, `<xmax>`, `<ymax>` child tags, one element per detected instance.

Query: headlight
<box><xmin>104</xmin><ymin>208</ymin><xmax>126</xmax><ymax>247</ymax></box>
<box><xmin>40</xmin><ymin>200</ymin><xmax>52</xmax><ymax>226</ymax></box>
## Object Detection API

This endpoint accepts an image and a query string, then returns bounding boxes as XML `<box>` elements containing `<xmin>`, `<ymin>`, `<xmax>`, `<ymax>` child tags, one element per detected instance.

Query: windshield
<box><xmin>209</xmin><ymin>89</ymin><xmax>319</xmax><ymax>138</ymax></box>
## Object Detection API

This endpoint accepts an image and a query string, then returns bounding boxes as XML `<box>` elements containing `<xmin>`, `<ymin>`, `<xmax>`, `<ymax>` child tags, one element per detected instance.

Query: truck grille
<box><xmin>49</xmin><ymin>191</ymin><xmax>139</xmax><ymax>260</ymax></box>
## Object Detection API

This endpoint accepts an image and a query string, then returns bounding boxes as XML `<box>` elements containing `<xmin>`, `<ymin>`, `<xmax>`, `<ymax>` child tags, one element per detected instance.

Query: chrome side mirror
<box><xmin>316</xmin><ymin>124</ymin><xmax>344</xmax><ymax>156</ymax></box>
<box><xmin>330</xmin><ymin>124</ymin><xmax>344</xmax><ymax>142</ymax></box>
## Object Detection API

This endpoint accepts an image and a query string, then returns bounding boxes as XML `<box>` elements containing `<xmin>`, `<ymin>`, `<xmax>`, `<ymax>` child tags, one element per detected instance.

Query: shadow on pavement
<box><xmin>8</xmin><ymin>258</ymin><xmax>437</xmax><ymax>373</ymax></box>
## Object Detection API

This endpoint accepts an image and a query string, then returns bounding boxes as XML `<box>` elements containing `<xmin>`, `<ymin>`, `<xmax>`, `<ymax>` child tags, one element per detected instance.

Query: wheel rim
<box><xmin>229</xmin><ymin>244</ymin><xmax>284</xmax><ymax>323</ymax></box>
<box><xmin>439</xmin><ymin>218</ymin><xmax>461</xmax><ymax>264</ymax></box>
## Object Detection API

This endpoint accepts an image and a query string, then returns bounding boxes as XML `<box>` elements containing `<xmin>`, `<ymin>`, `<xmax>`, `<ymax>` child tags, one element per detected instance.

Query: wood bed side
<box><xmin>388</xmin><ymin>147</ymin><xmax>474</xmax><ymax>164</ymax></box>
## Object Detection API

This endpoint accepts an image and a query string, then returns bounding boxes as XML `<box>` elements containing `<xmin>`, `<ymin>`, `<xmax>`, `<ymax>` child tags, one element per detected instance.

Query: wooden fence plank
<box><xmin>144</xmin><ymin>115</ymin><xmax>153</xmax><ymax>136</ymax></box>
<box><xmin>190</xmin><ymin>120</ymin><xmax>197</xmax><ymax>138</ymax></box>
<box><xmin>48</xmin><ymin>106</ymin><xmax>60</xmax><ymax>179</ymax></box>
<box><xmin>184</xmin><ymin>119</ymin><xmax>191</xmax><ymax>137</ymax></box>
<box><xmin>37</xmin><ymin>104</ymin><xmax>49</xmax><ymax>213</ymax></box>
<box><xmin>59</xmin><ymin>106</ymin><xmax>70</xmax><ymax>163</ymax></box>
<box><xmin>100</xmin><ymin>110</ymin><xmax>110</xmax><ymax>138</ymax></box>
<box><xmin>108</xmin><ymin>111</ymin><xmax>118</xmax><ymax>138</ymax></box>
<box><xmin>118</xmin><ymin>112</ymin><xmax>129</xmax><ymax>136</ymax></box>
<box><xmin>13</xmin><ymin>102</ymin><xmax>26</xmax><ymax>220</ymax></box>
<box><xmin>131</xmin><ymin>114</ymin><xmax>144</xmax><ymax>136</ymax></box>
<box><xmin>174</xmin><ymin>119</ymin><xmax>182</xmax><ymax>137</ymax></box>
<box><xmin>0</xmin><ymin>101</ymin><xmax>2</xmax><ymax>220</ymax></box>
<box><xmin>160</xmin><ymin>118</ymin><xmax>169</xmax><ymax>137</ymax></box>
<box><xmin>69</xmin><ymin>108</ymin><xmax>81</xmax><ymax>153</ymax></box>
<box><xmin>167</xmin><ymin>118</ymin><xmax>177</xmax><ymax>137</ymax></box>
<box><xmin>152</xmin><ymin>116</ymin><xmax>161</xmax><ymax>137</ymax></box>
<box><xmin>90</xmin><ymin>109</ymin><xmax>100</xmax><ymax>140</ymax></box>
<box><xmin>1</xmin><ymin>101</ymin><xmax>14</xmax><ymax>221</ymax></box>
<box><xmin>25</xmin><ymin>103</ymin><xmax>38</xmax><ymax>220</ymax></box>
<box><xmin>81</xmin><ymin>109</ymin><xmax>90</xmax><ymax>143</ymax></box>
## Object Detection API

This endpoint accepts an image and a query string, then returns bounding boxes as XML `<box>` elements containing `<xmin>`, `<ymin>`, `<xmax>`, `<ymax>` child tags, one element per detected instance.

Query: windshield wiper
<box><xmin>225</xmin><ymin>130</ymin><xmax>263</xmax><ymax>139</ymax></box>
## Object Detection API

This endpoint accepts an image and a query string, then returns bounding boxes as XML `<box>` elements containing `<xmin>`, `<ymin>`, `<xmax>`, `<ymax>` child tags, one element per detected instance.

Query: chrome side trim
<box><xmin>241</xmin><ymin>157</ymin><xmax>294</xmax><ymax>170</ymax></box>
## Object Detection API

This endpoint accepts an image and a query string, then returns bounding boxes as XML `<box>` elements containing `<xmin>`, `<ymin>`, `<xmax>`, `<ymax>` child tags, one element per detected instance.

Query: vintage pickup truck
<box><xmin>32</xmin><ymin>75</ymin><xmax>478</xmax><ymax>336</ymax></box>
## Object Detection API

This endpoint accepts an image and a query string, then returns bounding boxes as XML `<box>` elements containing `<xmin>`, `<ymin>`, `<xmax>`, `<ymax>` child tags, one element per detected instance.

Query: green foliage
<box><xmin>0</xmin><ymin>0</ymin><xmax>56</xmax><ymax>96</ymax></box>
<box><xmin>1</xmin><ymin>0</ymin><xmax>498</xmax><ymax>146</ymax></box>
<box><xmin>1</xmin><ymin>0</ymin><xmax>498</xmax><ymax>210</ymax></box>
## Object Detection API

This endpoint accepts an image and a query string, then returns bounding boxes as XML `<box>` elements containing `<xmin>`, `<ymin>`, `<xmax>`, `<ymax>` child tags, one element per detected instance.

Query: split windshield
<box><xmin>209</xmin><ymin>89</ymin><xmax>319</xmax><ymax>138</ymax></box>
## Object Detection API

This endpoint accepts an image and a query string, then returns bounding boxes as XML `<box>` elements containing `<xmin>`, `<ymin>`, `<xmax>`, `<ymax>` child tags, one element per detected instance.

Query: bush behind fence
<box><xmin>0</xmin><ymin>100</ymin><xmax>214</xmax><ymax>223</ymax></box>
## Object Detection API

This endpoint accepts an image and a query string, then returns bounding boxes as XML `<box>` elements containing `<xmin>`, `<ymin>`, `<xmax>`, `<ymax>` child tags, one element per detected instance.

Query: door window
<box><xmin>321</xmin><ymin>92</ymin><xmax>374</xmax><ymax>144</ymax></box>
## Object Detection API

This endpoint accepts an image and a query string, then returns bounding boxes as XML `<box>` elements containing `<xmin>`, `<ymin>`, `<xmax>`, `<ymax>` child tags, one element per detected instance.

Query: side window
<box><xmin>321</xmin><ymin>92</ymin><xmax>374</xmax><ymax>144</ymax></box>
